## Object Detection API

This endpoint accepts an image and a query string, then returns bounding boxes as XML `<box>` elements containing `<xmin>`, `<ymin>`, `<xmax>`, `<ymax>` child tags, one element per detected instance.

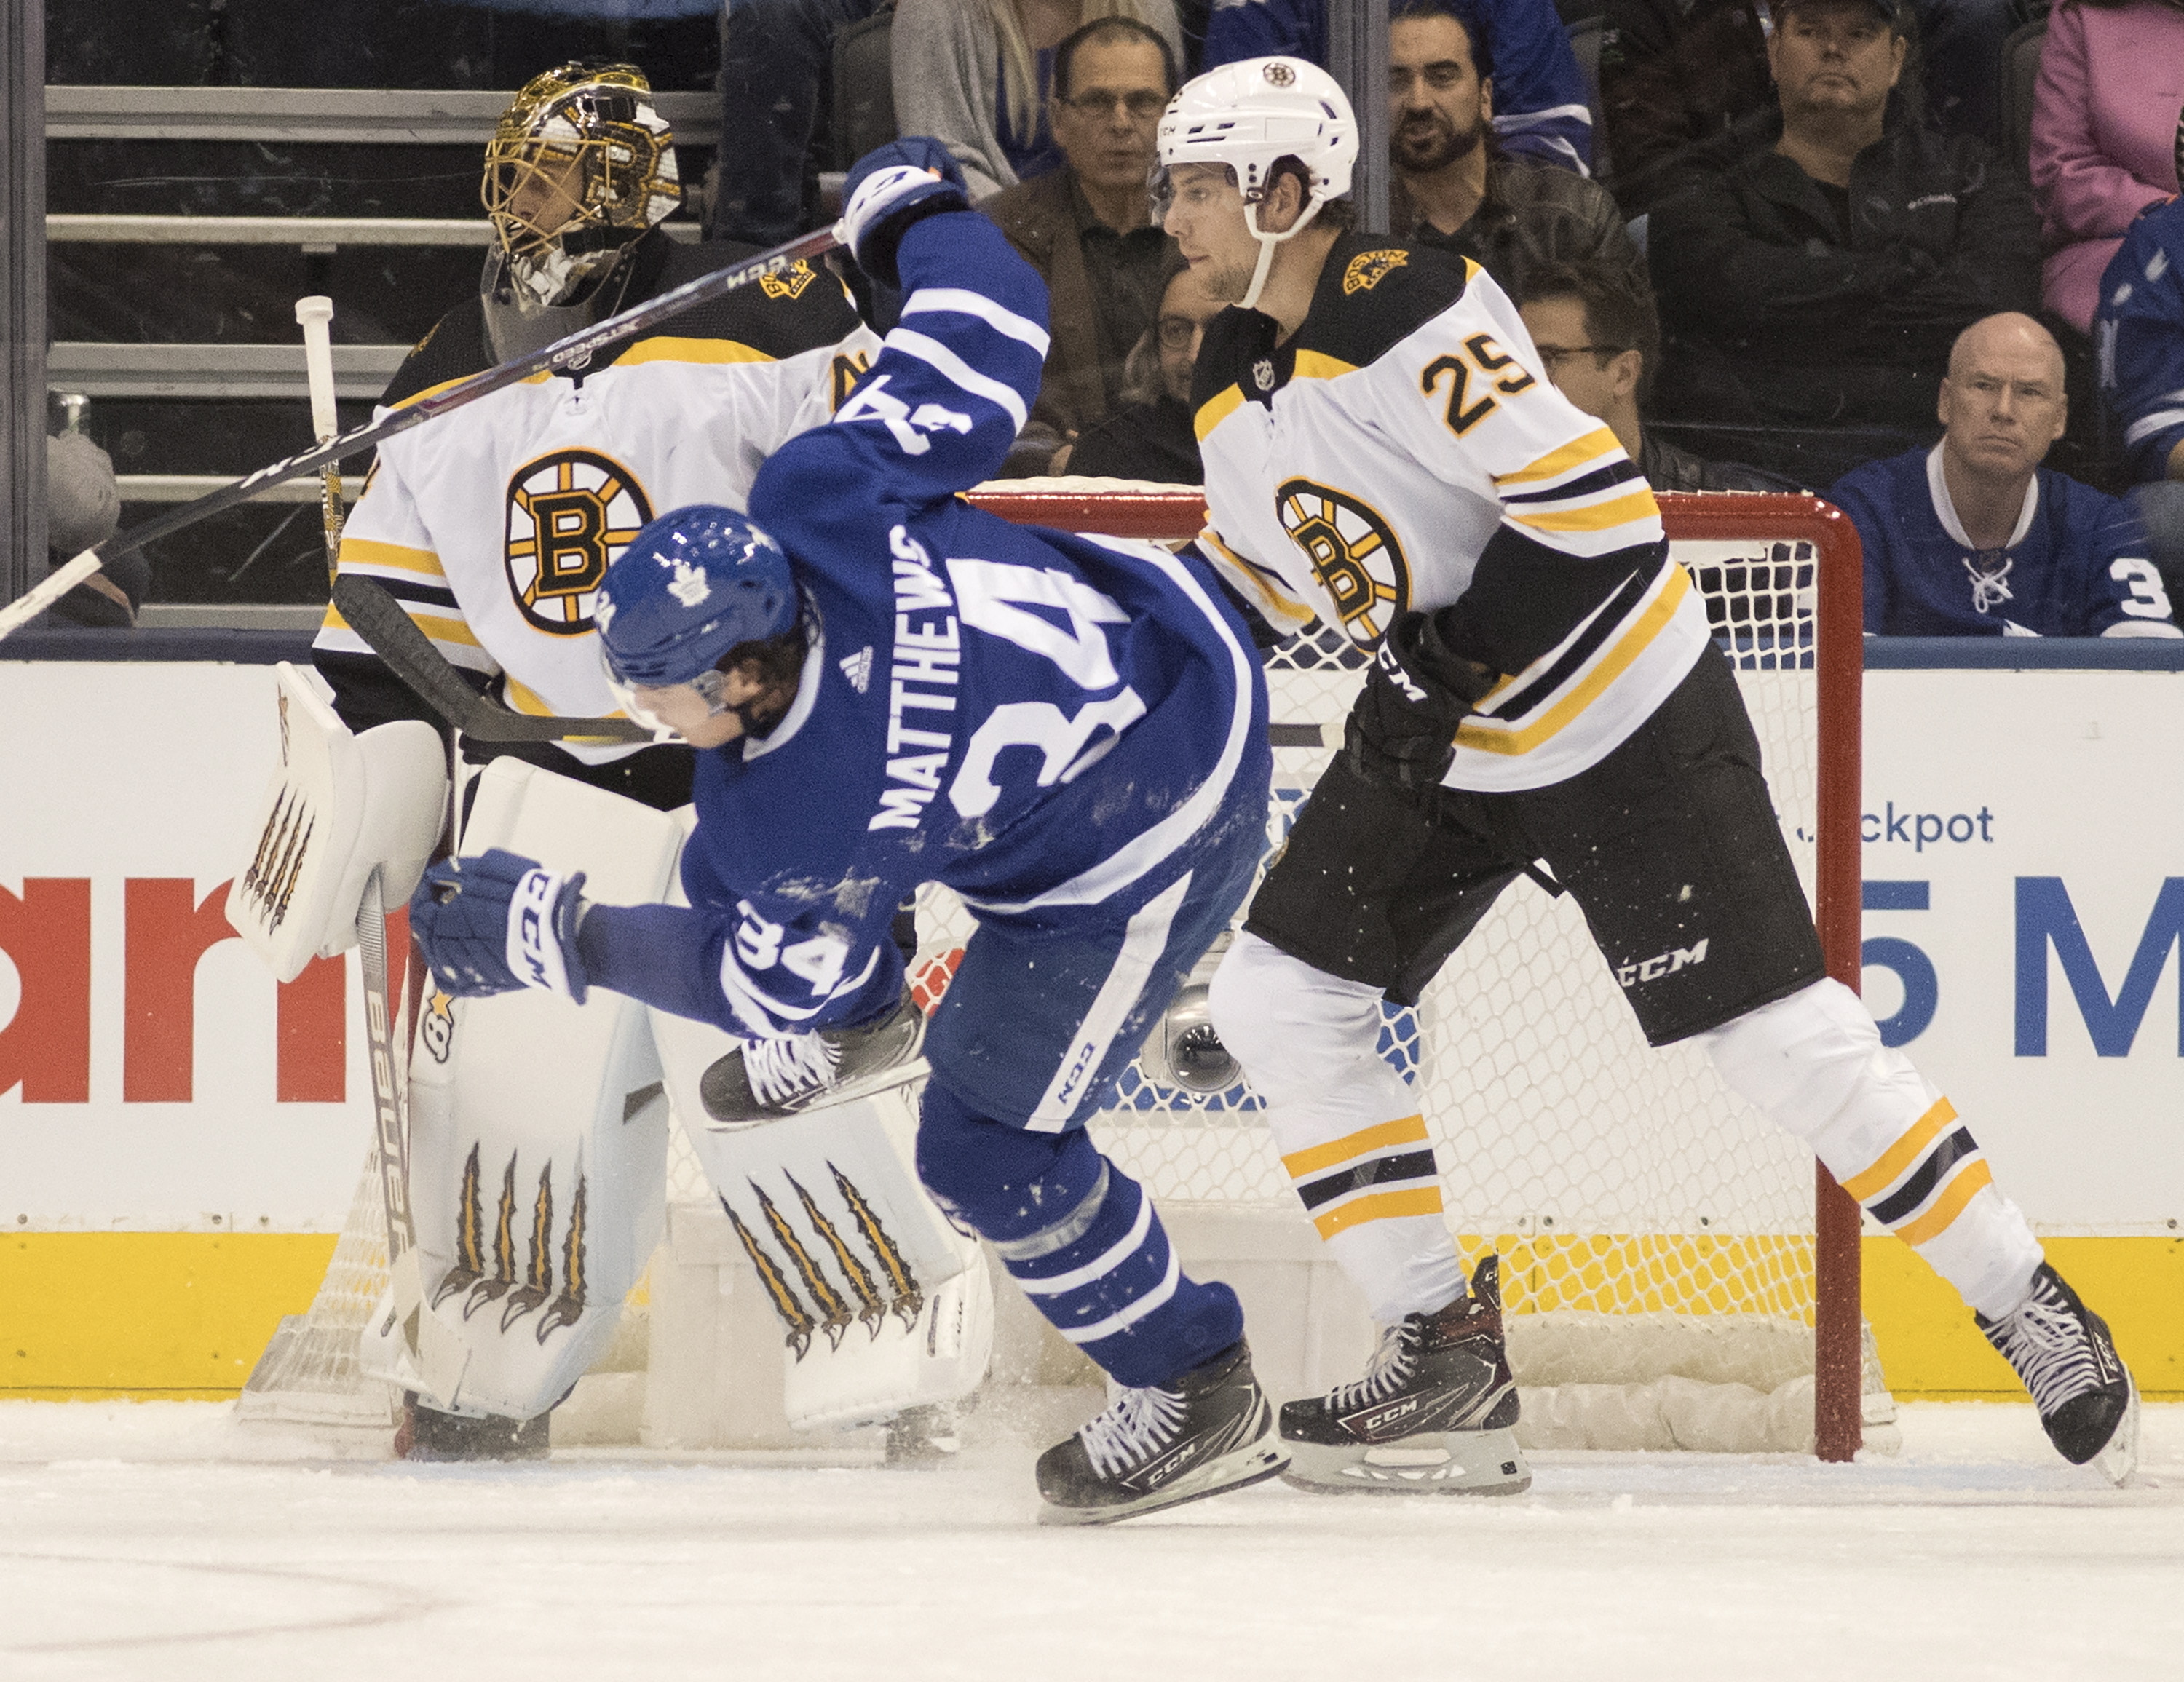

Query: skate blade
<box><xmin>1281</xmin><ymin>1427</ymin><xmax>1531</xmax><ymax>1496</ymax></box>
<box><xmin>2090</xmin><ymin>1376</ymin><xmax>2140</xmax><ymax>1488</ymax></box>
<box><xmin>1037</xmin><ymin>1439</ymin><xmax>1291</xmax><ymax>1527</ymax></box>
<box><xmin>703</xmin><ymin>1058</ymin><xmax>931</xmax><ymax>1132</ymax></box>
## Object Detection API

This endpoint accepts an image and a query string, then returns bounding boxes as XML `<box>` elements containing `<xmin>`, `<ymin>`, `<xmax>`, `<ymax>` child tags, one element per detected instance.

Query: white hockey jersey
<box><xmin>316</xmin><ymin>238</ymin><xmax>879</xmax><ymax>763</ymax></box>
<box><xmin>1192</xmin><ymin>234</ymin><xmax>1707</xmax><ymax>793</ymax></box>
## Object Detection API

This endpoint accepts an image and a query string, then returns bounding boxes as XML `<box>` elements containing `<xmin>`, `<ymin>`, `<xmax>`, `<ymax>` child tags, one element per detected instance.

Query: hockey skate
<box><xmin>699</xmin><ymin>991</ymin><xmax>928</xmax><ymax>1128</ymax></box>
<box><xmin>1035</xmin><ymin>1341</ymin><xmax>1289</xmax><ymax>1526</ymax></box>
<box><xmin>1280</xmin><ymin>1254</ymin><xmax>1530</xmax><ymax>1496</ymax></box>
<box><xmin>397</xmin><ymin>1395</ymin><xmax>550</xmax><ymax>1463</ymax></box>
<box><xmin>1977</xmin><ymin>1263</ymin><xmax>2139</xmax><ymax>1485</ymax></box>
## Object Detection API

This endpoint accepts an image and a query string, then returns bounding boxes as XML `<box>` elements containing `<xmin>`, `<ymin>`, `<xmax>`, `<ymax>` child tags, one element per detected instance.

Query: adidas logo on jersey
<box><xmin>839</xmin><ymin>646</ymin><xmax>874</xmax><ymax>693</ymax></box>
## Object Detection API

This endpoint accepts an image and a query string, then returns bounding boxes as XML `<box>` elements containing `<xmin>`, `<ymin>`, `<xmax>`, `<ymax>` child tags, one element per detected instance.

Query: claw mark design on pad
<box><xmin>724</xmin><ymin>1197</ymin><xmax>818</xmax><ymax>1359</ymax></box>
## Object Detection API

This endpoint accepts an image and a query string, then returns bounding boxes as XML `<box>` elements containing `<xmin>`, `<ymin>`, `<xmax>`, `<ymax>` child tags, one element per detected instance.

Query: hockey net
<box><xmin>244</xmin><ymin>483</ymin><xmax>1869</xmax><ymax>1455</ymax></box>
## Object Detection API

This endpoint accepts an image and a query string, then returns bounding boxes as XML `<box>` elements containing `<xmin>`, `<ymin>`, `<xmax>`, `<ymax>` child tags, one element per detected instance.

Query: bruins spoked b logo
<box><xmin>504</xmin><ymin>448</ymin><xmax>654</xmax><ymax>635</ymax></box>
<box><xmin>1275</xmin><ymin>478</ymin><xmax>1410</xmax><ymax>649</ymax></box>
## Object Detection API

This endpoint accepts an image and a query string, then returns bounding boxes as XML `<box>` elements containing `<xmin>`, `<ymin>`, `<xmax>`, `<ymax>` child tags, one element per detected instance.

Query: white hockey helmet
<box><xmin>1153</xmin><ymin>56</ymin><xmax>1358</xmax><ymax>307</ymax></box>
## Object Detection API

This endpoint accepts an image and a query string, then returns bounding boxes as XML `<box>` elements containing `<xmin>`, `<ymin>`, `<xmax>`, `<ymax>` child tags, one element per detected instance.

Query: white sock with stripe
<box><xmin>1700</xmin><ymin>977</ymin><xmax>2043</xmax><ymax>1320</ymax></box>
<box><xmin>1211</xmin><ymin>932</ymin><xmax>1467</xmax><ymax>1322</ymax></box>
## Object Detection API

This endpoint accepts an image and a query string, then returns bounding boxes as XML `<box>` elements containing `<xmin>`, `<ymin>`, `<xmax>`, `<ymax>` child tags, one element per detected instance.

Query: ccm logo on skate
<box><xmin>1615</xmin><ymin>939</ymin><xmax>1708</xmax><ymax>989</ymax></box>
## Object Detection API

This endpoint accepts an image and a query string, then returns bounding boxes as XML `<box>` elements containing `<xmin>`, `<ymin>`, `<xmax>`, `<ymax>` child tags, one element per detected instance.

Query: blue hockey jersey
<box><xmin>2097</xmin><ymin>199</ymin><xmax>2184</xmax><ymax>484</ymax></box>
<box><xmin>1831</xmin><ymin>445</ymin><xmax>2180</xmax><ymax>639</ymax></box>
<box><xmin>1203</xmin><ymin>0</ymin><xmax>1594</xmax><ymax>173</ymax></box>
<box><xmin>582</xmin><ymin>213</ymin><xmax>1270</xmax><ymax>1039</ymax></box>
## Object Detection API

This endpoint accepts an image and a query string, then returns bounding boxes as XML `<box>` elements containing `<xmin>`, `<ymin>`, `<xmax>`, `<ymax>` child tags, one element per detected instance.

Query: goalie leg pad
<box><xmin>1699</xmin><ymin>977</ymin><xmax>2042</xmax><ymax>1320</ymax></box>
<box><xmin>1208</xmin><ymin>932</ymin><xmax>1467</xmax><ymax>1322</ymax></box>
<box><xmin>916</xmin><ymin>1082</ymin><xmax>1242</xmax><ymax>1389</ymax></box>
<box><xmin>363</xmin><ymin>761</ymin><xmax>685</xmax><ymax>1419</ymax></box>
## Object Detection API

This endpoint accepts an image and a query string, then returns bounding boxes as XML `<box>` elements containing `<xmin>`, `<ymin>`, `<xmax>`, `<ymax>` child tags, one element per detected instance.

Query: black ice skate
<box><xmin>1280</xmin><ymin>1253</ymin><xmax>1530</xmax><ymax>1495</ymax></box>
<box><xmin>1035</xmin><ymin>1341</ymin><xmax>1289</xmax><ymax>1526</ymax></box>
<box><xmin>699</xmin><ymin>991</ymin><xmax>927</xmax><ymax>1127</ymax></box>
<box><xmin>1976</xmin><ymin>1263</ymin><xmax>2138</xmax><ymax>1485</ymax></box>
<box><xmin>397</xmin><ymin>1395</ymin><xmax>550</xmax><ymax>1462</ymax></box>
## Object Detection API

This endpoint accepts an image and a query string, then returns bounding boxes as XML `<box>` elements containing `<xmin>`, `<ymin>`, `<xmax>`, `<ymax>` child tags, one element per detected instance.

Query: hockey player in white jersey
<box><xmin>408</xmin><ymin>140</ymin><xmax>1289</xmax><ymax>1523</ymax></box>
<box><xmin>306</xmin><ymin>63</ymin><xmax>898</xmax><ymax>1460</ymax></box>
<box><xmin>1158</xmin><ymin>58</ymin><xmax>2140</xmax><ymax>1488</ymax></box>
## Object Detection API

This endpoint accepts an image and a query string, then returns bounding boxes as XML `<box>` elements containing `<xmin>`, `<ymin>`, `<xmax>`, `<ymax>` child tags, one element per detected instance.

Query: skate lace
<box><xmin>1994</xmin><ymin>1295</ymin><xmax>2105</xmax><ymax>1416</ymax></box>
<box><xmin>744</xmin><ymin>1033</ymin><xmax>841</xmax><ymax>1108</ymax></box>
<box><xmin>1327</xmin><ymin>1320</ymin><xmax>1420</xmax><ymax>1413</ymax></box>
<box><xmin>1080</xmin><ymin>1384</ymin><xmax>1188</xmax><ymax>1479</ymax></box>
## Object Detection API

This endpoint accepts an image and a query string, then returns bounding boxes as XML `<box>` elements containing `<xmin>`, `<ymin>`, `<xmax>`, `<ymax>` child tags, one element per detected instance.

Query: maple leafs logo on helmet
<box><xmin>596</xmin><ymin>504</ymin><xmax>801</xmax><ymax>691</ymax></box>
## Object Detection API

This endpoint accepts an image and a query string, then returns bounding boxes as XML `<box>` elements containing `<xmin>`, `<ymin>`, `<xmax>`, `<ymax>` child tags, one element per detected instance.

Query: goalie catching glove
<box><xmin>1342</xmin><ymin>609</ymin><xmax>1500</xmax><ymax>790</ymax></box>
<box><xmin>412</xmin><ymin>847</ymin><xmax>591</xmax><ymax>1004</ymax></box>
<box><xmin>834</xmin><ymin>138</ymin><xmax>970</xmax><ymax>291</ymax></box>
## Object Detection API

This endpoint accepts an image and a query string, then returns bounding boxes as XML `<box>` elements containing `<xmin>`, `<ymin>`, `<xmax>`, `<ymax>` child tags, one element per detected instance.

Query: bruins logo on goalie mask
<box><xmin>1275</xmin><ymin>479</ymin><xmax>1411</xmax><ymax>649</ymax></box>
<box><xmin>504</xmin><ymin>448</ymin><xmax>654</xmax><ymax>635</ymax></box>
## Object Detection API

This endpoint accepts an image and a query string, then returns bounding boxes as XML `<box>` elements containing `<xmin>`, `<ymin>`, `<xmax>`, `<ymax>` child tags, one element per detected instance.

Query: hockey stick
<box><xmin>0</xmin><ymin>225</ymin><xmax>843</xmax><ymax>643</ymax></box>
<box><xmin>296</xmin><ymin>296</ymin><xmax>347</xmax><ymax>590</ymax></box>
<box><xmin>333</xmin><ymin>574</ymin><xmax>654</xmax><ymax>744</ymax></box>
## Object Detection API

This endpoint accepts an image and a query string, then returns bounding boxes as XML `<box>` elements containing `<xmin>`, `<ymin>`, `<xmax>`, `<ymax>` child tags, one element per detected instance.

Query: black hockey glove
<box><xmin>1342</xmin><ymin>610</ymin><xmax>1497</xmax><ymax>790</ymax></box>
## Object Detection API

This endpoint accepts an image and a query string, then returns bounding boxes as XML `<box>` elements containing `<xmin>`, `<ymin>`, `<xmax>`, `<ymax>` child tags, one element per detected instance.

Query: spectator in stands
<box><xmin>984</xmin><ymin>15</ymin><xmax>1179</xmax><ymax>461</ymax></box>
<box><xmin>2101</xmin><ymin>193</ymin><xmax>2184</xmax><ymax>484</ymax></box>
<box><xmin>712</xmin><ymin>0</ymin><xmax>882</xmax><ymax>245</ymax></box>
<box><xmin>1602</xmin><ymin>0</ymin><xmax>2019</xmax><ymax>210</ymax></box>
<box><xmin>894</xmin><ymin>0</ymin><xmax>1185</xmax><ymax>202</ymax></box>
<box><xmin>1205</xmin><ymin>0</ymin><xmax>1593</xmax><ymax>173</ymax></box>
<box><xmin>1647</xmin><ymin>0</ymin><xmax>2039</xmax><ymax>464</ymax></box>
<box><xmin>1834</xmin><ymin>312</ymin><xmax>2180</xmax><ymax>637</ymax></box>
<box><xmin>1056</xmin><ymin>250</ymin><xmax>1224</xmax><ymax>481</ymax></box>
<box><xmin>1387</xmin><ymin>0</ymin><xmax>1634</xmax><ymax>289</ymax></box>
<box><xmin>1516</xmin><ymin>258</ymin><xmax>1800</xmax><ymax>491</ymax></box>
<box><xmin>2028</xmin><ymin>0</ymin><xmax>2184</xmax><ymax>337</ymax></box>
<box><xmin>42</xmin><ymin>408</ymin><xmax>141</xmax><ymax>630</ymax></box>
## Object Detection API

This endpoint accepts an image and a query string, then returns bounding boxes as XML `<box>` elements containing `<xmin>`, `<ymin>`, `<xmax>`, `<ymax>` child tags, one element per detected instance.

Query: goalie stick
<box><xmin>333</xmin><ymin>575</ymin><xmax>653</xmax><ymax>744</ymax></box>
<box><xmin>0</xmin><ymin>225</ymin><xmax>843</xmax><ymax>643</ymax></box>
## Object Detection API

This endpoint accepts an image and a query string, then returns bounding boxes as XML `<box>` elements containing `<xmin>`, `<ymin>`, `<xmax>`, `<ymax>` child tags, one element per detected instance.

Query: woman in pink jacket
<box><xmin>2029</xmin><ymin>0</ymin><xmax>2184</xmax><ymax>335</ymax></box>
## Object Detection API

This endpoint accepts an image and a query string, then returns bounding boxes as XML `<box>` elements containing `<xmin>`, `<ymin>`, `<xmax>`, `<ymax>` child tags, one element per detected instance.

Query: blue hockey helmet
<box><xmin>596</xmin><ymin>504</ymin><xmax>799</xmax><ymax>689</ymax></box>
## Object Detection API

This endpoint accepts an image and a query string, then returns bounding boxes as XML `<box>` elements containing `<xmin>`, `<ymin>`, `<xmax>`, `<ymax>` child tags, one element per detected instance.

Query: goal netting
<box><xmin>242</xmin><ymin>484</ymin><xmax>1874</xmax><ymax>1456</ymax></box>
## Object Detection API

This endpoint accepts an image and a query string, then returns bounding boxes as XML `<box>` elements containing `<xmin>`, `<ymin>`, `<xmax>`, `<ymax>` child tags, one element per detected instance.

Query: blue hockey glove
<box><xmin>835</xmin><ymin>138</ymin><xmax>970</xmax><ymax>290</ymax></box>
<box><xmin>411</xmin><ymin>848</ymin><xmax>591</xmax><ymax>1004</ymax></box>
<box><xmin>1342</xmin><ymin>610</ymin><xmax>1499</xmax><ymax>791</ymax></box>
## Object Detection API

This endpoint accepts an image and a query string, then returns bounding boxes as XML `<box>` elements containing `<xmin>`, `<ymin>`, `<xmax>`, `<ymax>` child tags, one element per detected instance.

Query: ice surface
<box><xmin>1</xmin><ymin>1397</ymin><xmax>2179</xmax><ymax>1681</ymax></box>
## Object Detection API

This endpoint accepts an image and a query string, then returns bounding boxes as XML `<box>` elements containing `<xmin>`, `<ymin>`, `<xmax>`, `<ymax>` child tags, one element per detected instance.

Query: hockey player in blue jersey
<box><xmin>407</xmin><ymin>139</ymin><xmax>1287</xmax><ymax>1524</ymax></box>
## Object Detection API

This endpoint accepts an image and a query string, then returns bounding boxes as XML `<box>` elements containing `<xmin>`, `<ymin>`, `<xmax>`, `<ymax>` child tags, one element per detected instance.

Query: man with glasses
<box><xmin>1516</xmin><ymin>258</ymin><xmax>1797</xmax><ymax>492</ymax></box>
<box><xmin>981</xmin><ymin>17</ymin><xmax>1180</xmax><ymax>464</ymax></box>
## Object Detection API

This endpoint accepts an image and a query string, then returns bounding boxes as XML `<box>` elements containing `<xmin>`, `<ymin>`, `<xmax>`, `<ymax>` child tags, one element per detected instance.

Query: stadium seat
<box><xmin>832</xmin><ymin>4</ymin><xmax>899</xmax><ymax>172</ymax></box>
<box><xmin>2002</xmin><ymin>17</ymin><xmax>2047</xmax><ymax>178</ymax></box>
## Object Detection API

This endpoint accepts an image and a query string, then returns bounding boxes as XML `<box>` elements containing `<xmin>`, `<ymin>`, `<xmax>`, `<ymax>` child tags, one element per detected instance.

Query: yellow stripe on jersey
<box><xmin>1455</xmin><ymin>563</ymin><xmax>1690</xmax><ymax>756</ymax></box>
<box><xmin>1291</xmin><ymin>350</ymin><xmax>1358</xmax><ymax>382</ymax></box>
<box><xmin>408</xmin><ymin>611</ymin><xmax>483</xmax><ymax>649</ymax></box>
<box><xmin>1508</xmin><ymin>486</ymin><xmax>1661</xmax><ymax>536</ymax></box>
<box><xmin>505</xmin><ymin>675</ymin><xmax>634</xmax><ymax>743</ymax></box>
<box><xmin>1492</xmin><ymin>427</ymin><xmax>1623</xmax><ymax>489</ymax></box>
<box><xmin>1201</xmin><ymin>528</ymin><xmax>1315</xmax><ymax>625</ymax></box>
<box><xmin>1194</xmin><ymin>384</ymin><xmax>1246</xmax><ymax>442</ymax></box>
<box><xmin>1895</xmin><ymin>1159</ymin><xmax>1993</xmax><ymax>1247</ymax></box>
<box><xmin>392</xmin><ymin>368</ymin><xmax>552</xmax><ymax>409</ymax></box>
<box><xmin>1843</xmin><ymin>1098</ymin><xmax>1958</xmax><ymax>1203</ymax></box>
<box><xmin>612</xmin><ymin>336</ymin><xmax>777</xmax><ymax>369</ymax></box>
<box><xmin>337</xmin><ymin>537</ymin><xmax>445</xmax><ymax>579</ymax></box>
<box><xmin>1281</xmin><ymin>1113</ymin><xmax>1431</xmax><ymax>1179</ymax></box>
<box><xmin>1313</xmin><ymin>1186</ymin><xmax>1444</xmax><ymax>1240</ymax></box>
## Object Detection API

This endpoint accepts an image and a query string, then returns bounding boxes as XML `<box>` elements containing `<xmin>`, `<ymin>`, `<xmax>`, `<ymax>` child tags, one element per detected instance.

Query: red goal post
<box><xmin>967</xmin><ymin>483</ymin><xmax>1867</xmax><ymax>1462</ymax></box>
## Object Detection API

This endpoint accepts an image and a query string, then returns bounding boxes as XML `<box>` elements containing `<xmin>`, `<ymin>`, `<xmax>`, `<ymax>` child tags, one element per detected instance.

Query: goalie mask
<box><xmin>482</xmin><ymin>61</ymin><xmax>681</xmax><ymax>311</ymax></box>
<box><xmin>1152</xmin><ymin>56</ymin><xmax>1357</xmax><ymax>310</ymax></box>
<box><xmin>596</xmin><ymin>505</ymin><xmax>807</xmax><ymax>742</ymax></box>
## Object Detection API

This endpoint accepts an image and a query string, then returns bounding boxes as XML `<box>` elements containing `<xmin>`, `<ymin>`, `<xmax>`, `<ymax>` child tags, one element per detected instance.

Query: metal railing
<box><xmin>45</xmin><ymin>84</ymin><xmax>720</xmax><ymax>148</ymax></box>
<box><xmin>117</xmin><ymin>473</ymin><xmax>363</xmax><ymax>504</ymax></box>
<box><xmin>47</xmin><ymin>213</ymin><xmax>701</xmax><ymax>248</ymax></box>
<box><xmin>50</xmin><ymin>341</ymin><xmax>409</xmax><ymax>401</ymax></box>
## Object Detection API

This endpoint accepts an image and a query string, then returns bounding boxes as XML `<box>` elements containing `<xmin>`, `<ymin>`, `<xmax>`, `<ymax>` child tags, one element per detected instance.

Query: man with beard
<box><xmin>1387</xmin><ymin>0</ymin><xmax>1634</xmax><ymax>298</ymax></box>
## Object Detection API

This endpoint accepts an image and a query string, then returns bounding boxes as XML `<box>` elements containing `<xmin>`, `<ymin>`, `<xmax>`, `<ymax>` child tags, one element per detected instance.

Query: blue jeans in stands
<box><xmin>713</xmin><ymin>0</ymin><xmax>880</xmax><ymax>245</ymax></box>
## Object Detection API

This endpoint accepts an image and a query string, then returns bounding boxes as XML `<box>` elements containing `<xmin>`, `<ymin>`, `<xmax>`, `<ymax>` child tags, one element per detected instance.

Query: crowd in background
<box><xmin>41</xmin><ymin>0</ymin><xmax>2184</xmax><ymax>638</ymax></box>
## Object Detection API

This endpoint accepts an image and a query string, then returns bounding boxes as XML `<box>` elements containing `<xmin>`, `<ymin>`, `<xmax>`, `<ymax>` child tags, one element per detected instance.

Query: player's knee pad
<box><xmin>914</xmin><ymin>1078</ymin><xmax>1101</xmax><ymax>1243</ymax></box>
<box><xmin>1697</xmin><ymin>977</ymin><xmax>1939</xmax><ymax>1167</ymax></box>
<box><xmin>371</xmin><ymin>761</ymin><xmax>684</xmax><ymax>1421</ymax></box>
<box><xmin>1208</xmin><ymin>931</ymin><xmax>1385</xmax><ymax>1096</ymax></box>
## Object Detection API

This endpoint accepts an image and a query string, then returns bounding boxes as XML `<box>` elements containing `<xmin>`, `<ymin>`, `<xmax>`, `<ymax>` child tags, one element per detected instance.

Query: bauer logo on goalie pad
<box><xmin>504</xmin><ymin>448</ymin><xmax>655</xmax><ymax>635</ymax></box>
<box><xmin>721</xmin><ymin>1162</ymin><xmax>925</xmax><ymax>1359</ymax></box>
<box><xmin>1276</xmin><ymin>479</ymin><xmax>1410</xmax><ymax>649</ymax></box>
<box><xmin>422</xmin><ymin>991</ymin><xmax>456</xmax><ymax>1063</ymax></box>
